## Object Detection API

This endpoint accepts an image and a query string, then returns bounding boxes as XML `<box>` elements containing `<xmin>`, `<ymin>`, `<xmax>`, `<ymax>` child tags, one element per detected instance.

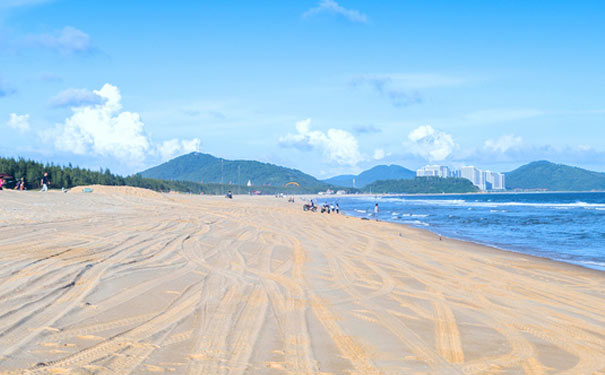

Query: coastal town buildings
<box><xmin>417</xmin><ymin>164</ymin><xmax>506</xmax><ymax>190</ymax></box>
<box><xmin>416</xmin><ymin>165</ymin><xmax>451</xmax><ymax>178</ymax></box>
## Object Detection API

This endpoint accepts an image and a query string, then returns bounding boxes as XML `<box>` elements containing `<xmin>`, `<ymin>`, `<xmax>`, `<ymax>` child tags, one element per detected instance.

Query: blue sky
<box><xmin>1</xmin><ymin>0</ymin><xmax>604</xmax><ymax>177</ymax></box>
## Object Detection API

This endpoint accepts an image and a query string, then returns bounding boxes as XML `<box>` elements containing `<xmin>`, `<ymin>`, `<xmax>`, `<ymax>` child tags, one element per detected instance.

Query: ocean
<box><xmin>318</xmin><ymin>192</ymin><xmax>605</xmax><ymax>271</ymax></box>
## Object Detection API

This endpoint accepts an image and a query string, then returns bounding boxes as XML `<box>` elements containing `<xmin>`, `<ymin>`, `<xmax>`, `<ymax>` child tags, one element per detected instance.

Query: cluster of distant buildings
<box><xmin>416</xmin><ymin>165</ymin><xmax>506</xmax><ymax>191</ymax></box>
<box><xmin>319</xmin><ymin>189</ymin><xmax>347</xmax><ymax>195</ymax></box>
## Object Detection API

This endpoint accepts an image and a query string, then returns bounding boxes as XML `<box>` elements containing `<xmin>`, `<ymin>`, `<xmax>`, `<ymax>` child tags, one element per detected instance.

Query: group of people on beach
<box><xmin>0</xmin><ymin>172</ymin><xmax>50</xmax><ymax>192</ymax></box>
<box><xmin>303</xmin><ymin>199</ymin><xmax>340</xmax><ymax>214</ymax></box>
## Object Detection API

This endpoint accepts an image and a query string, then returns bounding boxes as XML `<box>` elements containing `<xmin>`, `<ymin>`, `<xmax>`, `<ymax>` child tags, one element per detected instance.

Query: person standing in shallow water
<box><xmin>374</xmin><ymin>203</ymin><xmax>379</xmax><ymax>216</ymax></box>
<box><xmin>40</xmin><ymin>172</ymin><xmax>49</xmax><ymax>192</ymax></box>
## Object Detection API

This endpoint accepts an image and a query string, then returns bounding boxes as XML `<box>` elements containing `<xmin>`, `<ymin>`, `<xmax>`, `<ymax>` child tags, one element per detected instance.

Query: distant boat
<box><xmin>247</xmin><ymin>180</ymin><xmax>252</xmax><ymax>187</ymax></box>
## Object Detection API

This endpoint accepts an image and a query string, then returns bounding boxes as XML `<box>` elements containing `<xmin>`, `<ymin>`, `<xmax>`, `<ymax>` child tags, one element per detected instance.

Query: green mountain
<box><xmin>363</xmin><ymin>177</ymin><xmax>479</xmax><ymax>194</ymax></box>
<box><xmin>505</xmin><ymin>160</ymin><xmax>605</xmax><ymax>191</ymax></box>
<box><xmin>324</xmin><ymin>164</ymin><xmax>415</xmax><ymax>188</ymax></box>
<box><xmin>140</xmin><ymin>152</ymin><xmax>328</xmax><ymax>188</ymax></box>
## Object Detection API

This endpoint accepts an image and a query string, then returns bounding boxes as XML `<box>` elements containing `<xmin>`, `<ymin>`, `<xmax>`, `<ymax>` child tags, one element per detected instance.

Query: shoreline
<box><xmin>380</xmin><ymin>217</ymin><xmax>605</xmax><ymax>277</ymax></box>
<box><xmin>314</xmin><ymin>195</ymin><xmax>605</xmax><ymax>273</ymax></box>
<box><xmin>318</xmin><ymin>189</ymin><xmax>605</xmax><ymax>198</ymax></box>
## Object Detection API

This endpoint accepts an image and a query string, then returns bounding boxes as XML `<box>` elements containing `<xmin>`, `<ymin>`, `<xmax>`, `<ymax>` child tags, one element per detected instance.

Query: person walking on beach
<box><xmin>40</xmin><ymin>172</ymin><xmax>49</xmax><ymax>192</ymax></box>
<box><xmin>374</xmin><ymin>203</ymin><xmax>379</xmax><ymax>215</ymax></box>
<box><xmin>15</xmin><ymin>177</ymin><xmax>25</xmax><ymax>190</ymax></box>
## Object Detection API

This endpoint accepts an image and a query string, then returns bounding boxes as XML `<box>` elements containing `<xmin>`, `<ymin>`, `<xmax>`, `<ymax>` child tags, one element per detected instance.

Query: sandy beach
<box><xmin>0</xmin><ymin>186</ymin><xmax>603</xmax><ymax>375</ymax></box>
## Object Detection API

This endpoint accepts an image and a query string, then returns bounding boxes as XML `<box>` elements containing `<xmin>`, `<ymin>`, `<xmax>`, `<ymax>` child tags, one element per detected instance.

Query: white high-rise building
<box><xmin>416</xmin><ymin>165</ymin><xmax>451</xmax><ymax>178</ymax></box>
<box><xmin>485</xmin><ymin>171</ymin><xmax>505</xmax><ymax>190</ymax></box>
<box><xmin>459</xmin><ymin>166</ymin><xmax>505</xmax><ymax>190</ymax></box>
<box><xmin>460</xmin><ymin>166</ymin><xmax>483</xmax><ymax>189</ymax></box>
<box><xmin>416</xmin><ymin>164</ymin><xmax>505</xmax><ymax>190</ymax></box>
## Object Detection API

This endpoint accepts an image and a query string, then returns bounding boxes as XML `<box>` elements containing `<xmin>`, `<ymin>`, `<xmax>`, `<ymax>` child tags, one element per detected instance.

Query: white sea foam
<box><xmin>564</xmin><ymin>260</ymin><xmax>605</xmax><ymax>271</ymax></box>
<box><xmin>353</xmin><ymin>197</ymin><xmax>605</xmax><ymax>209</ymax></box>
<box><xmin>401</xmin><ymin>220</ymin><xmax>429</xmax><ymax>226</ymax></box>
<box><xmin>576</xmin><ymin>260</ymin><xmax>605</xmax><ymax>267</ymax></box>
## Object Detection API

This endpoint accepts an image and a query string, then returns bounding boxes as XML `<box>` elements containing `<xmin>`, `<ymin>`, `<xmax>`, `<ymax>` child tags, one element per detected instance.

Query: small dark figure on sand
<box><xmin>40</xmin><ymin>172</ymin><xmax>49</xmax><ymax>192</ymax></box>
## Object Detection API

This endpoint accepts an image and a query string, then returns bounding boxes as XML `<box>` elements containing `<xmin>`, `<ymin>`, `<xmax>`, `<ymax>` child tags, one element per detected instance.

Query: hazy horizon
<box><xmin>2</xmin><ymin>1</ymin><xmax>604</xmax><ymax>177</ymax></box>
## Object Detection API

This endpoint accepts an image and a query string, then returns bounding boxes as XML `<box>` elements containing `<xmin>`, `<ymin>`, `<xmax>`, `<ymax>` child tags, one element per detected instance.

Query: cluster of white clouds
<box><xmin>279</xmin><ymin>119</ymin><xmax>363</xmax><ymax>166</ymax></box>
<box><xmin>6</xmin><ymin>113</ymin><xmax>30</xmax><ymax>133</ymax></box>
<box><xmin>157</xmin><ymin>138</ymin><xmax>201</xmax><ymax>162</ymax></box>
<box><xmin>303</xmin><ymin>0</ymin><xmax>367</xmax><ymax>23</ymax></box>
<box><xmin>277</xmin><ymin>120</ymin><xmax>548</xmax><ymax>169</ymax></box>
<box><xmin>402</xmin><ymin>125</ymin><xmax>605</xmax><ymax>168</ymax></box>
<box><xmin>27</xmin><ymin>26</ymin><xmax>92</xmax><ymax>54</ymax></box>
<box><xmin>373</xmin><ymin>148</ymin><xmax>391</xmax><ymax>160</ymax></box>
<box><xmin>48</xmin><ymin>84</ymin><xmax>199</xmax><ymax>165</ymax></box>
<box><xmin>4</xmin><ymin>83</ymin><xmax>199</xmax><ymax>168</ymax></box>
<box><xmin>53</xmin><ymin>84</ymin><xmax>150</xmax><ymax>162</ymax></box>
<box><xmin>483</xmin><ymin>134</ymin><xmax>523</xmax><ymax>153</ymax></box>
<box><xmin>406</xmin><ymin>125</ymin><xmax>456</xmax><ymax>161</ymax></box>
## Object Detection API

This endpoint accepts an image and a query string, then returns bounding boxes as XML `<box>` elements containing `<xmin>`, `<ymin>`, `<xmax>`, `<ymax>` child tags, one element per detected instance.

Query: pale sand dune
<box><xmin>0</xmin><ymin>187</ymin><xmax>603</xmax><ymax>374</ymax></box>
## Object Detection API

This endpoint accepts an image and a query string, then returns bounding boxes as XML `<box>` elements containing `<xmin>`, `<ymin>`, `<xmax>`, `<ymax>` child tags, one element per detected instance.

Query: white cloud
<box><xmin>28</xmin><ymin>26</ymin><xmax>91</xmax><ymax>54</ymax></box>
<box><xmin>303</xmin><ymin>0</ymin><xmax>367</xmax><ymax>23</ymax></box>
<box><xmin>53</xmin><ymin>84</ymin><xmax>151</xmax><ymax>164</ymax></box>
<box><xmin>373</xmin><ymin>148</ymin><xmax>391</xmax><ymax>160</ymax></box>
<box><xmin>7</xmin><ymin>113</ymin><xmax>30</xmax><ymax>133</ymax></box>
<box><xmin>484</xmin><ymin>134</ymin><xmax>523</xmax><ymax>153</ymax></box>
<box><xmin>51</xmin><ymin>83</ymin><xmax>201</xmax><ymax>166</ymax></box>
<box><xmin>49</xmin><ymin>88</ymin><xmax>105</xmax><ymax>108</ymax></box>
<box><xmin>407</xmin><ymin>125</ymin><xmax>456</xmax><ymax>161</ymax></box>
<box><xmin>279</xmin><ymin>118</ymin><xmax>363</xmax><ymax>166</ymax></box>
<box><xmin>157</xmin><ymin>138</ymin><xmax>201</xmax><ymax>161</ymax></box>
<box><xmin>465</xmin><ymin>109</ymin><xmax>544</xmax><ymax>124</ymax></box>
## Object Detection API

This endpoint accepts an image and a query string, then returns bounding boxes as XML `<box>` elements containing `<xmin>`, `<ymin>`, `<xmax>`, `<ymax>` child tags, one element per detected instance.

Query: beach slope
<box><xmin>0</xmin><ymin>187</ymin><xmax>603</xmax><ymax>374</ymax></box>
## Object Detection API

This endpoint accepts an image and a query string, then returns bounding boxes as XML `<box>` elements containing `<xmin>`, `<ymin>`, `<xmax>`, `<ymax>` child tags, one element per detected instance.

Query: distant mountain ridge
<box><xmin>140</xmin><ymin>152</ymin><xmax>329</xmax><ymax>188</ymax></box>
<box><xmin>324</xmin><ymin>164</ymin><xmax>415</xmax><ymax>188</ymax></box>
<box><xmin>505</xmin><ymin>160</ymin><xmax>605</xmax><ymax>191</ymax></box>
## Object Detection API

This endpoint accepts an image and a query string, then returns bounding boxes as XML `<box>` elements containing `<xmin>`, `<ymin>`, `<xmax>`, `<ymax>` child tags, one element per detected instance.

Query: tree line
<box><xmin>362</xmin><ymin>176</ymin><xmax>480</xmax><ymax>194</ymax></box>
<box><xmin>0</xmin><ymin>156</ymin><xmax>331</xmax><ymax>195</ymax></box>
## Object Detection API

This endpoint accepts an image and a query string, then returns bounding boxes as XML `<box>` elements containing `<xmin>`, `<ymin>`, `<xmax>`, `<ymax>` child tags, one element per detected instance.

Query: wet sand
<box><xmin>0</xmin><ymin>186</ymin><xmax>603</xmax><ymax>374</ymax></box>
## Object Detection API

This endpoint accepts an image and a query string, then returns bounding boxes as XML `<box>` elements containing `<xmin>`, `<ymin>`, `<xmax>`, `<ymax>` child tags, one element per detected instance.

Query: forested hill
<box><xmin>324</xmin><ymin>164</ymin><xmax>415</xmax><ymax>188</ymax></box>
<box><xmin>362</xmin><ymin>177</ymin><xmax>479</xmax><ymax>194</ymax></box>
<box><xmin>505</xmin><ymin>161</ymin><xmax>605</xmax><ymax>191</ymax></box>
<box><xmin>0</xmin><ymin>156</ymin><xmax>327</xmax><ymax>194</ymax></box>
<box><xmin>0</xmin><ymin>156</ymin><xmax>223</xmax><ymax>193</ymax></box>
<box><xmin>140</xmin><ymin>152</ymin><xmax>328</xmax><ymax>188</ymax></box>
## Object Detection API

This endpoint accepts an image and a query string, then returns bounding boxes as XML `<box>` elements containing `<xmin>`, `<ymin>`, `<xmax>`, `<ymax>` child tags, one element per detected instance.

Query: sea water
<box><xmin>319</xmin><ymin>192</ymin><xmax>605</xmax><ymax>271</ymax></box>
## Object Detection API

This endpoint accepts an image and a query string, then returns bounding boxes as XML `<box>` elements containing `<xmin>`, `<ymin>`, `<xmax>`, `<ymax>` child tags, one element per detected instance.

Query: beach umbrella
<box><xmin>0</xmin><ymin>174</ymin><xmax>13</xmax><ymax>179</ymax></box>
